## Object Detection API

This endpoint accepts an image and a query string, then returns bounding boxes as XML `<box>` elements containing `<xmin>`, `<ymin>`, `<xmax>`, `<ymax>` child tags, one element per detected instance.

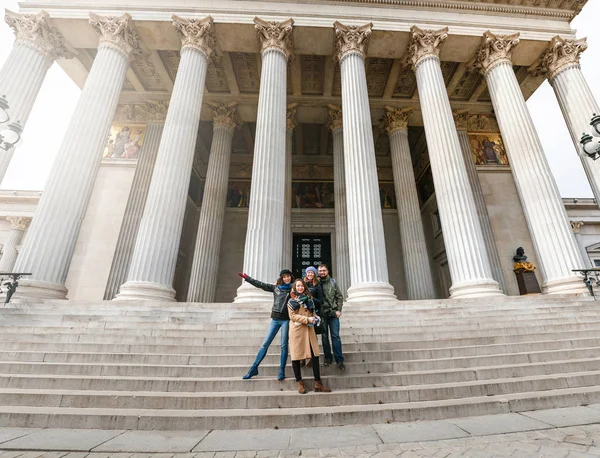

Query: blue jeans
<box><xmin>250</xmin><ymin>318</ymin><xmax>289</xmax><ymax>373</ymax></box>
<box><xmin>321</xmin><ymin>316</ymin><xmax>343</xmax><ymax>363</ymax></box>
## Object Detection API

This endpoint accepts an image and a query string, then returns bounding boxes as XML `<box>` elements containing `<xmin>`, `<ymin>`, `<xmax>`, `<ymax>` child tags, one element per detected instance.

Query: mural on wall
<box><xmin>103</xmin><ymin>124</ymin><xmax>146</xmax><ymax>159</ymax></box>
<box><xmin>379</xmin><ymin>183</ymin><xmax>397</xmax><ymax>209</ymax></box>
<box><xmin>468</xmin><ymin>133</ymin><xmax>509</xmax><ymax>166</ymax></box>
<box><xmin>226</xmin><ymin>181</ymin><xmax>252</xmax><ymax>208</ymax></box>
<box><xmin>292</xmin><ymin>182</ymin><xmax>335</xmax><ymax>208</ymax></box>
<box><xmin>417</xmin><ymin>167</ymin><xmax>435</xmax><ymax>206</ymax></box>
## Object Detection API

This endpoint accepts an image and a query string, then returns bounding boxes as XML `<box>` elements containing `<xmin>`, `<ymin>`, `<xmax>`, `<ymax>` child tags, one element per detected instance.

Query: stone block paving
<box><xmin>5</xmin><ymin>407</ymin><xmax>600</xmax><ymax>457</ymax></box>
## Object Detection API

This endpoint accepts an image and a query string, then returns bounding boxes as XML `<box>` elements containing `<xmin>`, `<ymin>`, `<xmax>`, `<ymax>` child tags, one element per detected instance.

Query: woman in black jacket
<box><xmin>238</xmin><ymin>269</ymin><xmax>294</xmax><ymax>380</ymax></box>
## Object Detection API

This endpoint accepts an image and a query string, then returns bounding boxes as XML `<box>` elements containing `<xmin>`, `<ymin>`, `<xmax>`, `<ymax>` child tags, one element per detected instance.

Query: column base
<box><xmin>13</xmin><ymin>279</ymin><xmax>68</xmax><ymax>300</ymax></box>
<box><xmin>234</xmin><ymin>281</ymin><xmax>273</xmax><ymax>303</ymax></box>
<box><xmin>346</xmin><ymin>282</ymin><xmax>397</xmax><ymax>303</ymax></box>
<box><xmin>449</xmin><ymin>279</ymin><xmax>505</xmax><ymax>299</ymax></box>
<box><xmin>114</xmin><ymin>281</ymin><xmax>176</xmax><ymax>302</ymax></box>
<box><xmin>543</xmin><ymin>276</ymin><xmax>590</xmax><ymax>295</ymax></box>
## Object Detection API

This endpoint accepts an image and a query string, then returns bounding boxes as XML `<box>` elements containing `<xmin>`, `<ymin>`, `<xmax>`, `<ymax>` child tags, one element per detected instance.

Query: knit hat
<box><xmin>305</xmin><ymin>266</ymin><xmax>317</xmax><ymax>276</ymax></box>
<box><xmin>279</xmin><ymin>269</ymin><xmax>293</xmax><ymax>277</ymax></box>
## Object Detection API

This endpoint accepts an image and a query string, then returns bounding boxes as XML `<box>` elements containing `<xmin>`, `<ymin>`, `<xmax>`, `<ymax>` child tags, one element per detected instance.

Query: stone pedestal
<box><xmin>235</xmin><ymin>18</ymin><xmax>294</xmax><ymax>303</ymax></box>
<box><xmin>187</xmin><ymin>103</ymin><xmax>239</xmax><ymax>303</ymax></box>
<box><xmin>14</xmin><ymin>13</ymin><xmax>136</xmax><ymax>300</ymax></box>
<box><xmin>116</xmin><ymin>15</ymin><xmax>215</xmax><ymax>302</ymax></box>
<box><xmin>407</xmin><ymin>26</ymin><xmax>502</xmax><ymax>299</ymax></box>
<box><xmin>515</xmin><ymin>272</ymin><xmax>542</xmax><ymax>295</ymax></box>
<box><xmin>0</xmin><ymin>217</ymin><xmax>30</xmax><ymax>273</ymax></box>
<box><xmin>334</xmin><ymin>21</ymin><xmax>395</xmax><ymax>302</ymax></box>
<box><xmin>472</xmin><ymin>31</ymin><xmax>587</xmax><ymax>295</ymax></box>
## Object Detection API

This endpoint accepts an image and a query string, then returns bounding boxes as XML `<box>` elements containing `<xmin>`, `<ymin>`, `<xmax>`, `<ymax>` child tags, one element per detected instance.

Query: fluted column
<box><xmin>103</xmin><ymin>103</ymin><xmax>168</xmax><ymax>299</ymax></box>
<box><xmin>570</xmin><ymin>221</ymin><xmax>591</xmax><ymax>268</ymax></box>
<box><xmin>453</xmin><ymin>111</ymin><xmax>508</xmax><ymax>294</ymax></box>
<box><xmin>530</xmin><ymin>36</ymin><xmax>600</xmax><ymax>205</ymax></box>
<box><xmin>187</xmin><ymin>103</ymin><xmax>240</xmax><ymax>302</ymax></box>
<box><xmin>0</xmin><ymin>10</ymin><xmax>72</xmax><ymax>184</ymax></box>
<box><xmin>406</xmin><ymin>26</ymin><xmax>503</xmax><ymax>298</ymax></box>
<box><xmin>0</xmin><ymin>217</ymin><xmax>31</xmax><ymax>273</ymax></box>
<box><xmin>116</xmin><ymin>15</ymin><xmax>215</xmax><ymax>302</ymax></box>
<box><xmin>471</xmin><ymin>31</ymin><xmax>587</xmax><ymax>295</ymax></box>
<box><xmin>235</xmin><ymin>18</ymin><xmax>294</xmax><ymax>302</ymax></box>
<box><xmin>283</xmin><ymin>103</ymin><xmax>297</xmax><ymax>269</ymax></box>
<box><xmin>327</xmin><ymin>105</ymin><xmax>350</xmax><ymax>296</ymax></box>
<box><xmin>333</xmin><ymin>22</ymin><xmax>395</xmax><ymax>302</ymax></box>
<box><xmin>382</xmin><ymin>106</ymin><xmax>436</xmax><ymax>300</ymax></box>
<box><xmin>14</xmin><ymin>13</ymin><xmax>138</xmax><ymax>299</ymax></box>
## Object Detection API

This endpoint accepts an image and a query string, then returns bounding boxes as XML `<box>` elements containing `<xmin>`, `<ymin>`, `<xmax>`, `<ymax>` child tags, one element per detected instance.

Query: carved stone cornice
<box><xmin>114</xmin><ymin>101</ymin><xmax>169</xmax><ymax>124</ymax></box>
<box><xmin>89</xmin><ymin>12</ymin><xmax>140</xmax><ymax>59</ymax></box>
<box><xmin>172</xmin><ymin>15</ymin><xmax>216</xmax><ymax>59</ymax></box>
<box><xmin>286</xmin><ymin>103</ymin><xmax>298</xmax><ymax>132</ymax></box>
<box><xmin>208</xmin><ymin>101</ymin><xmax>241</xmax><ymax>130</ymax></box>
<box><xmin>469</xmin><ymin>31</ymin><xmax>520</xmax><ymax>76</ymax></box>
<box><xmin>528</xmin><ymin>36</ymin><xmax>588</xmax><ymax>82</ymax></box>
<box><xmin>6</xmin><ymin>216</ymin><xmax>31</xmax><ymax>231</ymax></box>
<box><xmin>5</xmin><ymin>10</ymin><xmax>73</xmax><ymax>62</ymax></box>
<box><xmin>254</xmin><ymin>17</ymin><xmax>294</xmax><ymax>61</ymax></box>
<box><xmin>404</xmin><ymin>26</ymin><xmax>448</xmax><ymax>70</ymax></box>
<box><xmin>452</xmin><ymin>109</ymin><xmax>470</xmax><ymax>131</ymax></box>
<box><xmin>333</xmin><ymin>21</ymin><xmax>373</xmax><ymax>63</ymax></box>
<box><xmin>327</xmin><ymin>104</ymin><xmax>343</xmax><ymax>132</ymax></box>
<box><xmin>570</xmin><ymin>220</ymin><xmax>584</xmax><ymax>233</ymax></box>
<box><xmin>382</xmin><ymin>106</ymin><xmax>413</xmax><ymax>134</ymax></box>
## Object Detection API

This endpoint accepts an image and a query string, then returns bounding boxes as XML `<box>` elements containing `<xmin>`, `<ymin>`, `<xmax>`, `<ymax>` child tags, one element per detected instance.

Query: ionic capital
<box><xmin>333</xmin><ymin>21</ymin><xmax>373</xmax><ymax>63</ymax></box>
<box><xmin>172</xmin><ymin>15</ymin><xmax>216</xmax><ymax>59</ymax></box>
<box><xmin>5</xmin><ymin>10</ymin><xmax>73</xmax><ymax>62</ymax></box>
<box><xmin>6</xmin><ymin>216</ymin><xmax>31</xmax><ymax>231</ymax></box>
<box><xmin>254</xmin><ymin>17</ymin><xmax>294</xmax><ymax>62</ymax></box>
<box><xmin>114</xmin><ymin>101</ymin><xmax>169</xmax><ymax>124</ymax></box>
<box><xmin>470</xmin><ymin>31</ymin><xmax>520</xmax><ymax>76</ymax></box>
<box><xmin>208</xmin><ymin>102</ymin><xmax>241</xmax><ymax>130</ymax></box>
<box><xmin>452</xmin><ymin>109</ymin><xmax>470</xmax><ymax>131</ymax></box>
<box><xmin>89</xmin><ymin>12</ymin><xmax>141</xmax><ymax>59</ymax></box>
<box><xmin>405</xmin><ymin>26</ymin><xmax>448</xmax><ymax>70</ymax></box>
<box><xmin>382</xmin><ymin>106</ymin><xmax>413</xmax><ymax>134</ymax></box>
<box><xmin>286</xmin><ymin>103</ymin><xmax>298</xmax><ymax>132</ymax></box>
<box><xmin>528</xmin><ymin>36</ymin><xmax>587</xmax><ymax>82</ymax></box>
<box><xmin>570</xmin><ymin>220</ymin><xmax>584</xmax><ymax>233</ymax></box>
<box><xmin>327</xmin><ymin>104</ymin><xmax>343</xmax><ymax>132</ymax></box>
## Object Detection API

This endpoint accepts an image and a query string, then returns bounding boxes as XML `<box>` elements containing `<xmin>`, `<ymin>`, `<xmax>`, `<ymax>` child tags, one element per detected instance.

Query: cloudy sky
<box><xmin>1</xmin><ymin>1</ymin><xmax>599</xmax><ymax>197</ymax></box>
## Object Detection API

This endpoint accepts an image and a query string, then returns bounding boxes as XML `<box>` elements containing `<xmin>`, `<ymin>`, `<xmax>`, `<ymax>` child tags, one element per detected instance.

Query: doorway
<box><xmin>292</xmin><ymin>234</ymin><xmax>332</xmax><ymax>279</ymax></box>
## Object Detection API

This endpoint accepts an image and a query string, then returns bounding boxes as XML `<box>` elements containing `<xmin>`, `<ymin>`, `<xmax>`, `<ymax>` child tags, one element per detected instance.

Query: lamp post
<box><xmin>0</xmin><ymin>95</ymin><xmax>23</xmax><ymax>152</ymax></box>
<box><xmin>580</xmin><ymin>113</ymin><xmax>600</xmax><ymax>161</ymax></box>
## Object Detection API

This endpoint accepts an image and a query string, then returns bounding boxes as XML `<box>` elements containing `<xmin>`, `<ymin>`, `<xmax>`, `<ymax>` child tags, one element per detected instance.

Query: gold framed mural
<box><xmin>227</xmin><ymin>181</ymin><xmax>252</xmax><ymax>208</ymax></box>
<box><xmin>468</xmin><ymin>132</ymin><xmax>509</xmax><ymax>165</ymax></box>
<box><xmin>103</xmin><ymin>124</ymin><xmax>147</xmax><ymax>159</ymax></box>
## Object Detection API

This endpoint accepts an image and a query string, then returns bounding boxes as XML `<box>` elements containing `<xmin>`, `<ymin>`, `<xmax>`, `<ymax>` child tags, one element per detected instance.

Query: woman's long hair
<box><xmin>291</xmin><ymin>279</ymin><xmax>313</xmax><ymax>298</ymax></box>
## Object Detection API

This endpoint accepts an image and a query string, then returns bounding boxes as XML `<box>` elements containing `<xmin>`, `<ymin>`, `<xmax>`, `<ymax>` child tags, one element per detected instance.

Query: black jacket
<box><xmin>244</xmin><ymin>276</ymin><xmax>291</xmax><ymax>320</ymax></box>
<box><xmin>304</xmin><ymin>279</ymin><xmax>324</xmax><ymax>314</ymax></box>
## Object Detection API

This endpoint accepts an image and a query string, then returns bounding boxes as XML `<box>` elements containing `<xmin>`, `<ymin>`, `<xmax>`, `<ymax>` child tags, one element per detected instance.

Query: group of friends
<box><xmin>237</xmin><ymin>263</ymin><xmax>344</xmax><ymax>394</ymax></box>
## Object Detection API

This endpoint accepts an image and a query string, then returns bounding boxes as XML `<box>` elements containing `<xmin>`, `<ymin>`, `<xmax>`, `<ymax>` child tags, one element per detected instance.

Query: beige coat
<box><xmin>287</xmin><ymin>298</ymin><xmax>320</xmax><ymax>360</ymax></box>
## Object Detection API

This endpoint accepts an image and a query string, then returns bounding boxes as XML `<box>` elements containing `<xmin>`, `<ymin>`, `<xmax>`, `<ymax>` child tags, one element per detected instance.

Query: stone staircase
<box><xmin>0</xmin><ymin>295</ymin><xmax>598</xmax><ymax>430</ymax></box>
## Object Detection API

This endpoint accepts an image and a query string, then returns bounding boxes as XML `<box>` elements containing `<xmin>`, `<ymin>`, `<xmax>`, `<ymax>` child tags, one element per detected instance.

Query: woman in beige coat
<box><xmin>287</xmin><ymin>279</ymin><xmax>332</xmax><ymax>394</ymax></box>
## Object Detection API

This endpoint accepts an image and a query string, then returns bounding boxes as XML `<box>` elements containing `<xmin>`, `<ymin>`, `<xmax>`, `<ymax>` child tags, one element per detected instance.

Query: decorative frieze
<box><xmin>327</xmin><ymin>104</ymin><xmax>343</xmax><ymax>132</ymax></box>
<box><xmin>172</xmin><ymin>15</ymin><xmax>216</xmax><ymax>59</ymax></box>
<box><xmin>452</xmin><ymin>110</ymin><xmax>470</xmax><ymax>131</ymax></box>
<box><xmin>469</xmin><ymin>31</ymin><xmax>520</xmax><ymax>76</ymax></box>
<box><xmin>404</xmin><ymin>26</ymin><xmax>448</xmax><ymax>70</ymax></box>
<box><xmin>286</xmin><ymin>103</ymin><xmax>298</xmax><ymax>132</ymax></box>
<box><xmin>113</xmin><ymin>101</ymin><xmax>169</xmax><ymax>124</ymax></box>
<box><xmin>528</xmin><ymin>36</ymin><xmax>588</xmax><ymax>82</ymax></box>
<box><xmin>208</xmin><ymin>101</ymin><xmax>241</xmax><ymax>130</ymax></box>
<box><xmin>6</xmin><ymin>216</ymin><xmax>31</xmax><ymax>231</ymax></box>
<box><xmin>467</xmin><ymin>113</ymin><xmax>500</xmax><ymax>133</ymax></box>
<box><xmin>382</xmin><ymin>106</ymin><xmax>413</xmax><ymax>134</ymax></box>
<box><xmin>5</xmin><ymin>10</ymin><xmax>72</xmax><ymax>61</ymax></box>
<box><xmin>254</xmin><ymin>17</ymin><xmax>294</xmax><ymax>61</ymax></box>
<box><xmin>89</xmin><ymin>12</ymin><xmax>140</xmax><ymax>58</ymax></box>
<box><xmin>333</xmin><ymin>21</ymin><xmax>373</xmax><ymax>63</ymax></box>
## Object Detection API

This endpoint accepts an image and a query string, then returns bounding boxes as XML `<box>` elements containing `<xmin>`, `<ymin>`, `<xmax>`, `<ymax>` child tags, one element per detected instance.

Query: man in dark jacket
<box><xmin>317</xmin><ymin>263</ymin><xmax>345</xmax><ymax>370</ymax></box>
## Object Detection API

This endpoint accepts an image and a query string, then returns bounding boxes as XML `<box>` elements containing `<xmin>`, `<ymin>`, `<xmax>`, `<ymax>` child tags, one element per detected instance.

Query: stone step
<box><xmin>0</xmin><ymin>384</ymin><xmax>599</xmax><ymax>430</ymax></box>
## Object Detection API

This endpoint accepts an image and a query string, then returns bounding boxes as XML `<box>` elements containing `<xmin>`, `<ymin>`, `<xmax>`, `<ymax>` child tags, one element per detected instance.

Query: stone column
<box><xmin>471</xmin><ymin>31</ymin><xmax>587</xmax><ymax>295</ymax></box>
<box><xmin>0</xmin><ymin>10</ymin><xmax>72</xmax><ymax>184</ymax></box>
<box><xmin>283</xmin><ymin>103</ymin><xmax>297</xmax><ymax>269</ymax></box>
<box><xmin>530</xmin><ymin>37</ymin><xmax>600</xmax><ymax>206</ymax></box>
<box><xmin>333</xmin><ymin>22</ymin><xmax>395</xmax><ymax>302</ymax></box>
<box><xmin>14</xmin><ymin>13</ymin><xmax>138</xmax><ymax>299</ymax></box>
<box><xmin>0</xmin><ymin>217</ymin><xmax>31</xmax><ymax>273</ymax></box>
<box><xmin>453</xmin><ymin>110</ymin><xmax>508</xmax><ymax>294</ymax></box>
<box><xmin>187</xmin><ymin>102</ymin><xmax>240</xmax><ymax>303</ymax></box>
<box><xmin>327</xmin><ymin>105</ymin><xmax>350</xmax><ymax>296</ymax></box>
<box><xmin>570</xmin><ymin>221</ymin><xmax>591</xmax><ymax>268</ymax></box>
<box><xmin>406</xmin><ymin>26</ymin><xmax>502</xmax><ymax>298</ymax></box>
<box><xmin>103</xmin><ymin>102</ymin><xmax>168</xmax><ymax>300</ymax></box>
<box><xmin>116</xmin><ymin>15</ymin><xmax>215</xmax><ymax>302</ymax></box>
<box><xmin>382</xmin><ymin>106</ymin><xmax>436</xmax><ymax>300</ymax></box>
<box><xmin>234</xmin><ymin>18</ymin><xmax>294</xmax><ymax>302</ymax></box>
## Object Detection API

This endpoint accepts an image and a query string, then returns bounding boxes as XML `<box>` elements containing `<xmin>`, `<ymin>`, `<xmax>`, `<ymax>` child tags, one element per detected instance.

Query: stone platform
<box><xmin>0</xmin><ymin>295</ymin><xmax>598</xmax><ymax>431</ymax></box>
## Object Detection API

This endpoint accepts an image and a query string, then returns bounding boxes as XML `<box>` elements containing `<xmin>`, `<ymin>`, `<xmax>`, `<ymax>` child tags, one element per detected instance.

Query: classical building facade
<box><xmin>0</xmin><ymin>0</ymin><xmax>596</xmax><ymax>303</ymax></box>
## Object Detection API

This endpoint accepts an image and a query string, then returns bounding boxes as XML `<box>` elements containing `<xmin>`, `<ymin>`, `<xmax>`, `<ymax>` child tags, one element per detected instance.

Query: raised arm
<box><xmin>238</xmin><ymin>273</ymin><xmax>275</xmax><ymax>293</ymax></box>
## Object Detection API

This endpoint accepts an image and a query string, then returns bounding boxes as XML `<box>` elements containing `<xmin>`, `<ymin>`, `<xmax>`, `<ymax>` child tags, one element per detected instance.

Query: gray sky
<box><xmin>1</xmin><ymin>1</ymin><xmax>599</xmax><ymax>197</ymax></box>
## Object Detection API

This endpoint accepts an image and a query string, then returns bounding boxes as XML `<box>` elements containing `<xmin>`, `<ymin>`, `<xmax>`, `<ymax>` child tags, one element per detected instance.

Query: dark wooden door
<box><xmin>292</xmin><ymin>234</ymin><xmax>332</xmax><ymax>280</ymax></box>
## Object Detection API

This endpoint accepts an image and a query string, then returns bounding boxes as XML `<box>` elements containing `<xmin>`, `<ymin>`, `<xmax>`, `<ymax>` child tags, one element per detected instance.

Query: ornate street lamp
<box><xmin>0</xmin><ymin>95</ymin><xmax>23</xmax><ymax>151</ymax></box>
<box><xmin>580</xmin><ymin>113</ymin><xmax>600</xmax><ymax>161</ymax></box>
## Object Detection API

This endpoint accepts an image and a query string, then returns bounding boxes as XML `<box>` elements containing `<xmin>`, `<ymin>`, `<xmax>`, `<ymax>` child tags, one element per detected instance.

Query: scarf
<box><xmin>290</xmin><ymin>291</ymin><xmax>315</xmax><ymax>311</ymax></box>
<box><xmin>279</xmin><ymin>283</ymin><xmax>292</xmax><ymax>292</ymax></box>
